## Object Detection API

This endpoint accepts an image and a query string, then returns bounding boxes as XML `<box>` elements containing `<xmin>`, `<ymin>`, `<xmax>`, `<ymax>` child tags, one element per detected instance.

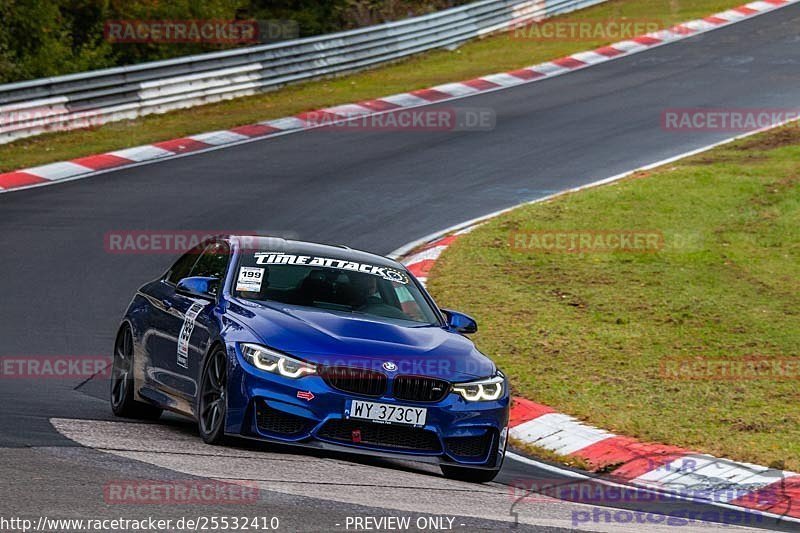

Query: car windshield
<box><xmin>233</xmin><ymin>249</ymin><xmax>441</xmax><ymax>326</ymax></box>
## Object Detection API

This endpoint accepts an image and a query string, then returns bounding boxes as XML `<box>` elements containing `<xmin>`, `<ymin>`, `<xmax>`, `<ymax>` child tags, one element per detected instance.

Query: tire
<box><xmin>440</xmin><ymin>464</ymin><xmax>500</xmax><ymax>483</ymax></box>
<box><xmin>110</xmin><ymin>325</ymin><xmax>163</xmax><ymax>420</ymax></box>
<box><xmin>197</xmin><ymin>346</ymin><xmax>228</xmax><ymax>445</ymax></box>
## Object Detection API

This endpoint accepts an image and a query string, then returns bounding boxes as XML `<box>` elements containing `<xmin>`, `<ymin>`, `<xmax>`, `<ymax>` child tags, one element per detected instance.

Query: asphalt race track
<box><xmin>2</xmin><ymin>5</ymin><xmax>800</xmax><ymax>531</ymax></box>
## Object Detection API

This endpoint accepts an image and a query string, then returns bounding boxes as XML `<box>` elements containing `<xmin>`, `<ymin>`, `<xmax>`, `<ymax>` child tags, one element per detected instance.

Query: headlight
<box><xmin>453</xmin><ymin>374</ymin><xmax>504</xmax><ymax>402</ymax></box>
<box><xmin>241</xmin><ymin>343</ymin><xmax>316</xmax><ymax>378</ymax></box>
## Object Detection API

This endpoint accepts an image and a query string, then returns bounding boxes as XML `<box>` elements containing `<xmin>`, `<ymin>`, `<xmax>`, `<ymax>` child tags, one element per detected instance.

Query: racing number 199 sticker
<box><xmin>177</xmin><ymin>302</ymin><xmax>205</xmax><ymax>368</ymax></box>
<box><xmin>236</xmin><ymin>267</ymin><xmax>265</xmax><ymax>292</ymax></box>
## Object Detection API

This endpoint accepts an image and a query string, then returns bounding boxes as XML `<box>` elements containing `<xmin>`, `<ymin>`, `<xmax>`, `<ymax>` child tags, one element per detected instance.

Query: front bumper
<box><xmin>225</xmin><ymin>346</ymin><xmax>509</xmax><ymax>468</ymax></box>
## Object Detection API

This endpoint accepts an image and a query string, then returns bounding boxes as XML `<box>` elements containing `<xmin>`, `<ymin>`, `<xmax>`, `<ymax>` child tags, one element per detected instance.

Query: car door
<box><xmin>179</xmin><ymin>240</ymin><xmax>230</xmax><ymax>408</ymax></box>
<box><xmin>148</xmin><ymin>241</ymin><xmax>229</xmax><ymax>411</ymax></box>
<box><xmin>142</xmin><ymin>244</ymin><xmax>202</xmax><ymax>406</ymax></box>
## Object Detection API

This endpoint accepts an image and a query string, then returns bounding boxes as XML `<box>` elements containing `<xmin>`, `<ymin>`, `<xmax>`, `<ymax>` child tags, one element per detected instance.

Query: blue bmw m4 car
<box><xmin>111</xmin><ymin>236</ymin><xmax>509</xmax><ymax>482</ymax></box>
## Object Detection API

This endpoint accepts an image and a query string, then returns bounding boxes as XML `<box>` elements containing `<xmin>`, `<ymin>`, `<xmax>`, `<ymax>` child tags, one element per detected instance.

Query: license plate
<box><xmin>346</xmin><ymin>399</ymin><xmax>427</xmax><ymax>427</ymax></box>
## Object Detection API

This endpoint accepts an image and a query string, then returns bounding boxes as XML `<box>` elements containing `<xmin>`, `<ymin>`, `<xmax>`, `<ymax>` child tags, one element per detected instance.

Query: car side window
<box><xmin>190</xmin><ymin>241</ymin><xmax>230</xmax><ymax>280</ymax></box>
<box><xmin>165</xmin><ymin>247</ymin><xmax>202</xmax><ymax>285</ymax></box>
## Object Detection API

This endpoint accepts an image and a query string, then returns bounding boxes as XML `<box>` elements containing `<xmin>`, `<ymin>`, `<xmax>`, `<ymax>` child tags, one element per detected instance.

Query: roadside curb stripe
<box><xmin>71</xmin><ymin>153</ymin><xmax>135</xmax><ymax>170</ymax></box>
<box><xmin>295</xmin><ymin>110</ymin><xmax>346</xmax><ymax>124</ymax></box>
<box><xmin>574</xmin><ymin>436</ymin><xmax>689</xmax><ymax>475</ymax></box>
<box><xmin>229</xmin><ymin>123</ymin><xmax>280</xmax><ymax>137</ymax></box>
<box><xmin>411</xmin><ymin>88</ymin><xmax>453</xmax><ymax>102</ymax></box>
<box><xmin>24</xmin><ymin>161</ymin><xmax>93</xmax><ymax>181</ymax></box>
<box><xmin>552</xmin><ymin>57</ymin><xmax>587</xmax><ymax>69</ymax></box>
<box><xmin>510</xmin><ymin>413</ymin><xmax>615</xmax><ymax>456</ymax></box>
<box><xmin>1</xmin><ymin>0</ymin><xmax>796</xmax><ymax>194</ymax></box>
<box><xmin>357</xmin><ymin>99</ymin><xmax>401</xmax><ymax>111</ymax></box>
<box><xmin>731</xmin><ymin>477</ymin><xmax>800</xmax><ymax>518</ymax></box>
<box><xmin>0</xmin><ymin>171</ymin><xmax>47</xmax><ymax>189</ymax></box>
<box><xmin>462</xmin><ymin>78</ymin><xmax>501</xmax><ymax>91</ymax></box>
<box><xmin>108</xmin><ymin>145</ymin><xmax>172</xmax><ymax>162</ymax></box>
<box><xmin>153</xmin><ymin>137</ymin><xmax>212</xmax><ymax>154</ymax></box>
<box><xmin>189</xmin><ymin>130</ymin><xmax>250</xmax><ymax>146</ymax></box>
<box><xmin>509</xmin><ymin>397</ymin><xmax>556</xmax><ymax>427</ymax></box>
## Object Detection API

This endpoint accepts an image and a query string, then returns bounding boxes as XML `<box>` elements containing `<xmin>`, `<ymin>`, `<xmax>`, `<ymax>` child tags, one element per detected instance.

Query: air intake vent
<box><xmin>255</xmin><ymin>402</ymin><xmax>313</xmax><ymax>436</ymax></box>
<box><xmin>445</xmin><ymin>433</ymin><xmax>494</xmax><ymax>458</ymax></box>
<box><xmin>318</xmin><ymin>419</ymin><xmax>441</xmax><ymax>452</ymax></box>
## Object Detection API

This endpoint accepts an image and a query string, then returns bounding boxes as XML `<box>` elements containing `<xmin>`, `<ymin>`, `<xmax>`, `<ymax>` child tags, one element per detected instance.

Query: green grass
<box><xmin>0</xmin><ymin>0</ymin><xmax>741</xmax><ymax>172</ymax></box>
<box><xmin>426</xmin><ymin>126</ymin><xmax>800</xmax><ymax>471</ymax></box>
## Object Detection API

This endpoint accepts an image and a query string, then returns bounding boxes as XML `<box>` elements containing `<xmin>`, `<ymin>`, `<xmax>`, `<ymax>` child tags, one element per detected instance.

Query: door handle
<box><xmin>161</xmin><ymin>299</ymin><xmax>173</xmax><ymax>309</ymax></box>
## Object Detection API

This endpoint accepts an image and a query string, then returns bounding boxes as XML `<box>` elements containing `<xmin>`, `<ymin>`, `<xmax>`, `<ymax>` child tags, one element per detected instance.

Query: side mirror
<box><xmin>176</xmin><ymin>276</ymin><xmax>219</xmax><ymax>301</ymax></box>
<box><xmin>441</xmin><ymin>309</ymin><xmax>478</xmax><ymax>334</ymax></box>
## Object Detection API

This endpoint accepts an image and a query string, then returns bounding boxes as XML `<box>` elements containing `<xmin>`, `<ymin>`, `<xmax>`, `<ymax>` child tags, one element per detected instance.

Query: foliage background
<box><xmin>0</xmin><ymin>0</ymin><xmax>467</xmax><ymax>83</ymax></box>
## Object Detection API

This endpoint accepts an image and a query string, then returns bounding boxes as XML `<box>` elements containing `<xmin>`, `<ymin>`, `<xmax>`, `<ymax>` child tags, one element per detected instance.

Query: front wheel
<box><xmin>440</xmin><ymin>464</ymin><xmax>500</xmax><ymax>483</ymax></box>
<box><xmin>110</xmin><ymin>325</ymin><xmax>162</xmax><ymax>420</ymax></box>
<box><xmin>198</xmin><ymin>347</ymin><xmax>228</xmax><ymax>444</ymax></box>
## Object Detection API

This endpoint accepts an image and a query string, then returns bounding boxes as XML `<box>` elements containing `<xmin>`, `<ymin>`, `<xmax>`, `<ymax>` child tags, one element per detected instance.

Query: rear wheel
<box><xmin>110</xmin><ymin>325</ymin><xmax>162</xmax><ymax>420</ymax></box>
<box><xmin>198</xmin><ymin>347</ymin><xmax>228</xmax><ymax>444</ymax></box>
<box><xmin>440</xmin><ymin>464</ymin><xmax>500</xmax><ymax>483</ymax></box>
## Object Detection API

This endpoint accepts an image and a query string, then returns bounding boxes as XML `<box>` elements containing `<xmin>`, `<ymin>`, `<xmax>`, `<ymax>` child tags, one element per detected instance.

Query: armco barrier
<box><xmin>0</xmin><ymin>0</ymin><xmax>605</xmax><ymax>144</ymax></box>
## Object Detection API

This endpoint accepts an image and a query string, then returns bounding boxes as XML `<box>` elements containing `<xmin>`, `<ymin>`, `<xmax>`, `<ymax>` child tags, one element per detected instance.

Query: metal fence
<box><xmin>0</xmin><ymin>0</ymin><xmax>606</xmax><ymax>144</ymax></box>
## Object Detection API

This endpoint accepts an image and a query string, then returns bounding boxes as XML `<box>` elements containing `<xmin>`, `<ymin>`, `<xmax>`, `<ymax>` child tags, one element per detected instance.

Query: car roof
<box><xmin>226</xmin><ymin>235</ymin><xmax>404</xmax><ymax>269</ymax></box>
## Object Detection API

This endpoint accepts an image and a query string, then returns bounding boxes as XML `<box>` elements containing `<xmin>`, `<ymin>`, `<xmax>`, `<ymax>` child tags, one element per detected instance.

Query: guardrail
<box><xmin>0</xmin><ymin>0</ymin><xmax>605</xmax><ymax>144</ymax></box>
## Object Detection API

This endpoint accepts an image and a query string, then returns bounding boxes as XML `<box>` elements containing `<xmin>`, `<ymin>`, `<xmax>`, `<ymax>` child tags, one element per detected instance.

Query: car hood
<box><xmin>229</xmin><ymin>299</ymin><xmax>495</xmax><ymax>380</ymax></box>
